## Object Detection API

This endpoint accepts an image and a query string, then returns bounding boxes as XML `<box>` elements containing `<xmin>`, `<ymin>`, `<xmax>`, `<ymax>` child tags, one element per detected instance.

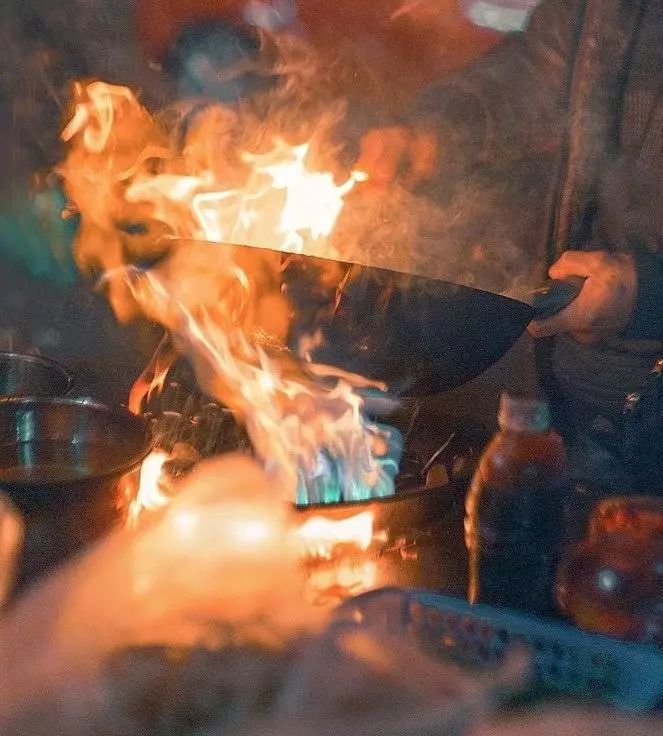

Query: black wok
<box><xmin>280</xmin><ymin>252</ymin><xmax>579</xmax><ymax>397</ymax></box>
<box><xmin>140</xmin><ymin>241</ymin><xmax>582</xmax><ymax>399</ymax></box>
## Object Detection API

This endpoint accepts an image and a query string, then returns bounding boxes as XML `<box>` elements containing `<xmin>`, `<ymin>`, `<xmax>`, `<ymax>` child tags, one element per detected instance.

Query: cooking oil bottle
<box><xmin>465</xmin><ymin>394</ymin><xmax>570</xmax><ymax>615</ymax></box>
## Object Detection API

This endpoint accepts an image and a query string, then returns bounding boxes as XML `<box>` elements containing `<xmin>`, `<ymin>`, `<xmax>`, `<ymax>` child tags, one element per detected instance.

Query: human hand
<box><xmin>357</xmin><ymin>126</ymin><xmax>438</xmax><ymax>188</ymax></box>
<box><xmin>528</xmin><ymin>250</ymin><xmax>637</xmax><ymax>343</ymax></box>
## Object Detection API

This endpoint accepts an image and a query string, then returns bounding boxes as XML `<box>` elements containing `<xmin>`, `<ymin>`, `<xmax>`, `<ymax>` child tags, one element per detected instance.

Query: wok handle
<box><xmin>532</xmin><ymin>277</ymin><xmax>586</xmax><ymax>320</ymax></box>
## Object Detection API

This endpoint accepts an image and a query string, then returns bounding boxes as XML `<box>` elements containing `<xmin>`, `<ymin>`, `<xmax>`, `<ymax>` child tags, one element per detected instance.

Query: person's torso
<box><xmin>551</xmin><ymin>0</ymin><xmax>663</xmax><ymax>424</ymax></box>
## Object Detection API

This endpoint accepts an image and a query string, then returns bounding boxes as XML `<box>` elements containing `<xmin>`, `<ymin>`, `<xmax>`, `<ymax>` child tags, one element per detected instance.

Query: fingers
<box><xmin>533</xmin><ymin>250</ymin><xmax>637</xmax><ymax>340</ymax></box>
<box><xmin>527</xmin><ymin>300</ymin><xmax>586</xmax><ymax>338</ymax></box>
<box><xmin>548</xmin><ymin>250</ymin><xmax>607</xmax><ymax>279</ymax></box>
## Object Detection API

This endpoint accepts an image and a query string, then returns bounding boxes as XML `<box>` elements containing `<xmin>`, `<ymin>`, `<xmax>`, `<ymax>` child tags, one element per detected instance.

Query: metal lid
<box><xmin>498</xmin><ymin>393</ymin><xmax>551</xmax><ymax>432</ymax></box>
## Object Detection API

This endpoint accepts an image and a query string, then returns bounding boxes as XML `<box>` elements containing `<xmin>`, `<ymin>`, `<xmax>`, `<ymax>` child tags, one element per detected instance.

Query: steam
<box><xmin>56</xmin><ymin>30</ymin><xmax>536</xmax><ymax>297</ymax></box>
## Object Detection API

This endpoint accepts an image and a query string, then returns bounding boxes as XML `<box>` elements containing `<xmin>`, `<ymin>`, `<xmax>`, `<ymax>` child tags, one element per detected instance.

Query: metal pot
<box><xmin>0</xmin><ymin>398</ymin><xmax>152</xmax><ymax>593</ymax></box>
<box><xmin>0</xmin><ymin>352</ymin><xmax>73</xmax><ymax>398</ymax></box>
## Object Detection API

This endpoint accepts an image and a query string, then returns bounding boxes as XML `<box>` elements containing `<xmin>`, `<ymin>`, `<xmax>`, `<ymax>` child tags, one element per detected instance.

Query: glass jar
<box><xmin>556</xmin><ymin>497</ymin><xmax>662</xmax><ymax>644</ymax></box>
<box><xmin>589</xmin><ymin>496</ymin><xmax>663</xmax><ymax>537</ymax></box>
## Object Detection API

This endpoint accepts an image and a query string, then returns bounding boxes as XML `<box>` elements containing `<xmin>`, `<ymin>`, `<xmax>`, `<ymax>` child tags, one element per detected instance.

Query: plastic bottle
<box><xmin>465</xmin><ymin>394</ymin><xmax>570</xmax><ymax>615</ymax></box>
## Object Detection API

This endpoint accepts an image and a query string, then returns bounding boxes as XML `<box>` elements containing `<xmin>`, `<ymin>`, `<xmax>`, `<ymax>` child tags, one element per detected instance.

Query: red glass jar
<box><xmin>556</xmin><ymin>497</ymin><xmax>663</xmax><ymax>644</ymax></box>
<box><xmin>589</xmin><ymin>496</ymin><xmax>663</xmax><ymax>537</ymax></box>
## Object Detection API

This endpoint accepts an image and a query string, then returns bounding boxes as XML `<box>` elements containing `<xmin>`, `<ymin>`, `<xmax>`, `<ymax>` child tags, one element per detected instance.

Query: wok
<box><xmin>0</xmin><ymin>397</ymin><xmax>152</xmax><ymax>512</ymax></box>
<box><xmin>279</xmin><ymin>252</ymin><xmax>581</xmax><ymax>397</ymax></box>
<box><xmin>0</xmin><ymin>398</ymin><xmax>152</xmax><ymax>591</ymax></box>
<box><xmin>139</xmin><ymin>241</ymin><xmax>582</xmax><ymax>398</ymax></box>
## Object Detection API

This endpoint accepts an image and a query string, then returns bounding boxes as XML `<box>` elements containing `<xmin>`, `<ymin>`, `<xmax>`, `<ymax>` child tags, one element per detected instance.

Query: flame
<box><xmin>58</xmin><ymin>82</ymin><xmax>365</xmax><ymax>285</ymax></box>
<box><xmin>295</xmin><ymin>510</ymin><xmax>386</xmax><ymax>602</ymax></box>
<box><xmin>62</xmin><ymin>81</ymin><xmax>139</xmax><ymax>153</ymax></box>
<box><xmin>59</xmin><ymin>80</ymin><xmax>401</xmax><ymax>522</ymax></box>
<box><xmin>127</xmin><ymin>335</ymin><xmax>179</xmax><ymax>415</ymax></box>
<box><xmin>127</xmin><ymin>450</ymin><xmax>170</xmax><ymax>527</ymax></box>
<box><xmin>123</xmin><ymin>139</ymin><xmax>366</xmax><ymax>258</ymax></box>
<box><xmin>305</xmin><ymin>560</ymin><xmax>378</xmax><ymax>602</ymax></box>
<box><xmin>295</xmin><ymin>511</ymin><xmax>375</xmax><ymax>559</ymax></box>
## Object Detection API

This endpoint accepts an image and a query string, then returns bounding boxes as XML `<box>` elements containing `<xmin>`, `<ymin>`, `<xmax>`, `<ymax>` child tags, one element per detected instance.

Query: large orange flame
<box><xmin>58</xmin><ymin>80</ymin><xmax>400</xmax><ymax>522</ymax></box>
<box><xmin>125</xmin><ymin>450</ymin><xmax>171</xmax><ymax>527</ymax></box>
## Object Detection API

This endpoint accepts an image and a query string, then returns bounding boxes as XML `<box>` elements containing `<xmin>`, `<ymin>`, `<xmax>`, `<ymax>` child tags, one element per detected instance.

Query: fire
<box><xmin>126</xmin><ymin>450</ymin><xmax>170</xmax><ymax>527</ymax></box>
<box><xmin>58</xmin><ymin>79</ymin><xmax>402</xmax><ymax>522</ymax></box>
<box><xmin>62</xmin><ymin>81</ymin><xmax>138</xmax><ymax>153</ymax></box>
<box><xmin>305</xmin><ymin>560</ymin><xmax>378</xmax><ymax>601</ymax></box>
<box><xmin>295</xmin><ymin>510</ymin><xmax>386</xmax><ymax>602</ymax></box>
<box><xmin>127</xmin><ymin>336</ymin><xmax>179</xmax><ymax>415</ymax></box>
<box><xmin>295</xmin><ymin>511</ymin><xmax>375</xmax><ymax>558</ymax></box>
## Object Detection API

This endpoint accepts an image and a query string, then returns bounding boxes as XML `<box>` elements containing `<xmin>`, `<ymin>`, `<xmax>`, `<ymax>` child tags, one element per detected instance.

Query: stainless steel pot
<box><xmin>0</xmin><ymin>352</ymin><xmax>73</xmax><ymax>398</ymax></box>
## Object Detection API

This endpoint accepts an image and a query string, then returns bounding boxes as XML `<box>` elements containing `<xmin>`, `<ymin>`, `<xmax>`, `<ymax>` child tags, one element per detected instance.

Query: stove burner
<box><xmin>141</xmin><ymin>359</ymin><xmax>488</xmax><ymax>495</ymax></box>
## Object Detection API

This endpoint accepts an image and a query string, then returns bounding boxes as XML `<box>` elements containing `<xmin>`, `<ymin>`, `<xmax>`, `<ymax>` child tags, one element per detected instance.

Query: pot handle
<box><xmin>532</xmin><ymin>277</ymin><xmax>585</xmax><ymax>320</ymax></box>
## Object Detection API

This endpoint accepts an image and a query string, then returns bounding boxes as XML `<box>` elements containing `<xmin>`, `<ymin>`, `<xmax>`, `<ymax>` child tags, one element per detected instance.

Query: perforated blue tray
<box><xmin>335</xmin><ymin>588</ymin><xmax>663</xmax><ymax>713</ymax></box>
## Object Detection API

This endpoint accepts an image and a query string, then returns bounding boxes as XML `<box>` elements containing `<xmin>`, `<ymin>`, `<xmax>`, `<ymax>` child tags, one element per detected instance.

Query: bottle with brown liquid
<box><xmin>465</xmin><ymin>394</ymin><xmax>570</xmax><ymax>615</ymax></box>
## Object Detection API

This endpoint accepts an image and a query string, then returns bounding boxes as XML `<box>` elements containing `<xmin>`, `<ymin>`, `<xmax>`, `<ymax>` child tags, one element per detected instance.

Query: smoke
<box><xmin>51</xmin><ymin>26</ymin><xmax>545</xmax><ymax>296</ymax></box>
<box><xmin>0</xmin><ymin>1</ymin><xmax>550</xmax><ymax>295</ymax></box>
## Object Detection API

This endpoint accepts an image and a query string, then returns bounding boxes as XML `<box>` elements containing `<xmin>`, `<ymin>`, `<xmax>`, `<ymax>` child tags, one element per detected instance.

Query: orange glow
<box><xmin>295</xmin><ymin>511</ymin><xmax>376</xmax><ymax>558</ymax></box>
<box><xmin>59</xmin><ymin>80</ymin><xmax>400</xmax><ymax>518</ymax></box>
<box><xmin>127</xmin><ymin>450</ymin><xmax>170</xmax><ymax>527</ymax></box>
<box><xmin>305</xmin><ymin>560</ymin><xmax>378</xmax><ymax>602</ymax></box>
<box><xmin>127</xmin><ymin>337</ymin><xmax>178</xmax><ymax>416</ymax></box>
<box><xmin>123</xmin><ymin>138</ymin><xmax>365</xmax><ymax>258</ymax></box>
<box><xmin>62</xmin><ymin>81</ymin><xmax>138</xmax><ymax>153</ymax></box>
<box><xmin>169</xmin><ymin>508</ymin><xmax>200</xmax><ymax>541</ymax></box>
<box><xmin>58</xmin><ymin>81</ymin><xmax>367</xmax><ymax>306</ymax></box>
<box><xmin>296</xmin><ymin>511</ymin><xmax>383</xmax><ymax>602</ymax></box>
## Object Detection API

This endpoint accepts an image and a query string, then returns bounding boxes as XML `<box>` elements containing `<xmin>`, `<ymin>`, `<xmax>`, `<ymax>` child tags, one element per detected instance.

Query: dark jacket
<box><xmin>409</xmin><ymin>0</ymin><xmax>663</xmax><ymax>439</ymax></box>
<box><xmin>398</xmin><ymin>0</ymin><xmax>663</xmax><ymax>491</ymax></box>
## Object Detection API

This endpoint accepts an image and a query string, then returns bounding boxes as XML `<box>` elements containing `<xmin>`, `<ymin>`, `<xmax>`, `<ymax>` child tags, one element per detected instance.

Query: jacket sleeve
<box><xmin>597</xmin><ymin>148</ymin><xmax>663</xmax><ymax>339</ymax></box>
<box><xmin>408</xmin><ymin>0</ymin><xmax>584</xmax><ymax>165</ymax></box>
<box><xmin>625</xmin><ymin>249</ymin><xmax>663</xmax><ymax>339</ymax></box>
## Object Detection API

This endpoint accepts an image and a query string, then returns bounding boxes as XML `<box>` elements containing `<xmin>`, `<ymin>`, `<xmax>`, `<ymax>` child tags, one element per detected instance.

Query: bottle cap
<box><xmin>498</xmin><ymin>393</ymin><xmax>551</xmax><ymax>432</ymax></box>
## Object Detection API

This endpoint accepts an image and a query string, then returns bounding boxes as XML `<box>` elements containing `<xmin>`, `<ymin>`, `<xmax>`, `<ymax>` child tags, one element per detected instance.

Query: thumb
<box><xmin>548</xmin><ymin>251</ymin><xmax>596</xmax><ymax>279</ymax></box>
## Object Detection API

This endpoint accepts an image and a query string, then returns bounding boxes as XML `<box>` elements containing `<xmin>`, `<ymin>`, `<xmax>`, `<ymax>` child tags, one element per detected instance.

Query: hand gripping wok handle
<box><xmin>532</xmin><ymin>277</ymin><xmax>586</xmax><ymax>321</ymax></box>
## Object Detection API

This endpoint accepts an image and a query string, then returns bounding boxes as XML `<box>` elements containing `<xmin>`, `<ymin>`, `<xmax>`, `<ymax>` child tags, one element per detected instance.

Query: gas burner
<box><xmin>395</xmin><ymin>424</ymin><xmax>487</xmax><ymax>493</ymax></box>
<box><xmin>386</xmin><ymin>403</ymin><xmax>489</xmax><ymax>494</ymax></box>
<box><xmin>141</xmin><ymin>359</ymin><xmax>488</xmax><ymax>497</ymax></box>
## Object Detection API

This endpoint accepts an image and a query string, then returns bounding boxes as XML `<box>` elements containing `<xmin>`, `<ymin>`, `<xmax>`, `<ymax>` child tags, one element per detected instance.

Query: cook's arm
<box><xmin>410</xmin><ymin>0</ymin><xmax>583</xmax><ymax>164</ymax></box>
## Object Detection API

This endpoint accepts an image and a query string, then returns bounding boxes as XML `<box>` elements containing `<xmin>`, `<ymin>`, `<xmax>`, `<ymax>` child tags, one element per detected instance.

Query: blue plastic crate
<box><xmin>335</xmin><ymin>588</ymin><xmax>663</xmax><ymax>713</ymax></box>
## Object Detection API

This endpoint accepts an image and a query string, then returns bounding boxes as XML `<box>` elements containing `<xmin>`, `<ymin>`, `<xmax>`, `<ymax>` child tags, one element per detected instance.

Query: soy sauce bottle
<box><xmin>465</xmin><ymin>394</ymin><xmax>570</xmax><ymax>615</ymax></box>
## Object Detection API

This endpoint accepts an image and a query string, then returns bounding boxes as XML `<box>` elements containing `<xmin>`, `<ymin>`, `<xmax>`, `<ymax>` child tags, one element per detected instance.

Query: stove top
<box><xmin>141</xmin><ymin>359</ymin><xmax>490</xmax><ymax>496</ymax></box>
